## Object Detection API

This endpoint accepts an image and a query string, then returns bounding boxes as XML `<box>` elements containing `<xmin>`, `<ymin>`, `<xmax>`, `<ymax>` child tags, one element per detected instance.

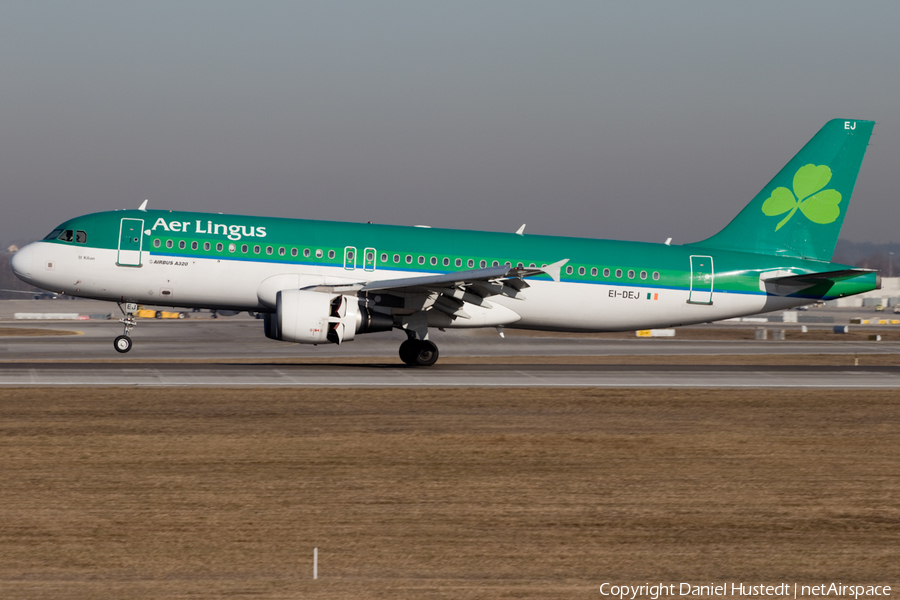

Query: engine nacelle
<box><xmin>264</xmin><ymin>289</ymin><xmax>392</xmax><ymax>344</ymax></box>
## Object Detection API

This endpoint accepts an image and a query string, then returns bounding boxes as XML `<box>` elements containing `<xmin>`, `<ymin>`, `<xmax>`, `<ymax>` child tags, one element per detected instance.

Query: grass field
<box><xmin>0</xmin><ymin>387</ymin><xmax>898</xmax><ymax>599</ymax></box>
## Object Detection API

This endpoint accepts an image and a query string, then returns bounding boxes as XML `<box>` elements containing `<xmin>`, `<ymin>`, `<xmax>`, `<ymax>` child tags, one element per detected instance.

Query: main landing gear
<box><xmin>114</xmin><ymin>302</ymin><xmax>137</xmax><ymax>354</ymax></box>
<box><xmin>399</xmin><ymin>338</ymin><xmax>439</xmax><ymax>367</ymax></box>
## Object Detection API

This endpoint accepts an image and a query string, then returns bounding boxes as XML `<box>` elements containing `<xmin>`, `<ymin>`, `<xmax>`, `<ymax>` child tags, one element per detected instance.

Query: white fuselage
<box><xmin>13</xmin><ymin>241</ymin><xmax>798</xmax><ymax>332</ymax></box>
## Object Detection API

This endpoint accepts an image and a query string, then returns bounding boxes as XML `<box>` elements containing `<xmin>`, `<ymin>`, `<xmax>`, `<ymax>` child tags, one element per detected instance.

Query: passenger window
<box><xmin>166</xmin><ymin>240</ymin><xmax>174</xmax><ymax>249</ymax></box>
<box><xmin>615</xmin><ymin>269</ymin><xmax>622</xmax><ymax>278</ymax></box>
<box><xmin>316</xmin><ymin>249</ymin><xmax>323</xmax><ymax>258</ymax></box>
<box><xmin>153</xmin><ymin>239</ymin><xmax>161</xmax><ymax>248</ymax></box>
<box><xmin>493</xmin><ymin>261</ymin><xmax>499</xmax><ymax>267</ymax></box>
<box><xmin>279</xmin><ymin>247</ymin><xmax>286</xmax><ymax>256</ymax></box>
<box><xmin>455</xmin><ymin>258</ymin><xmax>462</xmax><ymax>267</ymax></box>
<box><xmin>291</xmin><ymin>248</ymin><xmax>298</xmax><ymax>257</ymax></box>
<box><xmin>366</xmin><ymin>251</ymin><xmax>374</xmax><ymax>262</ymax></box>
<box><xmin>418</xmin><ymin>256</ymin><xmax>425</xmax><ymax>265</ymax></box>
<box><xmin>517</xmin><ymin>262</ymin><xmax>523</xmax><ymax>268</ymax></box>
<box><xmin>255</xmin><ymin>245</ymin><xmax>262</xmax><ymax>254</ymax></box>
<box><xmin>192</xmin><ymin>241</ymin><xmax>199</xmax><ymax>251</ymax></box>
<box><xmin>603</xmin><ymin>268</ymin><xmax>610</xmax><ymax>277</ymax></box>
<box><xmin>393</xmin><ymin>254</ymin><xmax>400</xmax><ymax>263</ymax></box>
<box><xmin>265</xmin><ymin>246</ymin><xmax>272</xmax><ymax>255</ymax></box>
<box><xmin>75</xmin><ymin>231</ymin><xmax>87</xmax><ymax>244</ymax></box>
<box><xmin>58</xmin><ymin>230</ymin><xmax>74</xmax><ymax>242</ymax></box>
<box><xmin>640</xmin><ymin>270</ymin><xmax>647</xmax><ymax>280</ymax></box>
<box><xmin>406</xmin><ymin>255</ymin><xmax>413</xmax><ymax>264</ymax></box>
<box><xmin>216</xmin><ymin>243</ymin><xmax>224</xmax><ymax>252</ymax></box>
<box><xmin>653</xmin><ymin>271</ymin><xmax>660</xmax><ymax>281</ymax></box>
<box><xmin>304</xmin><ymin>249</ymin><xmax>311</xmax><ymax>258</ymax></box>
<box><xmin>229</xmin><ymin>243</ymin><xmax>236</xmax><ymax>253</ymax></box>
<box><xmin>529</xmin><ymin>263</ymin><xmax>536</xmax><ymax>268</ymax></box>
<box><xmin>468</xmin><ymin>259</ymin><xmax>475</xmax><ymax>268</ymax></box>
<box><xmin>204</xmin><ymin>242</ymin><xmax>211</xmax><ymax>251</ymax></box>
<box><xmin>430</xmin><ymin>256</ymin><xmax>437</xmax><ymax>266</ymax></box>
<box><xmin>591</xmin><ymin>267</ymin><xmax>598</xmax><ymax>276</ymax></box>
<box><xmin>505</xmin><ymin>261</ymin><xmax>511</xmax><ymax>267</ymax></box>
<box><xmin>566</xmin><ymin>266</ymin><xmax>573</xmax><ymax>275</ymax></box>
<box><xmin>443</xmin><ymin>257</ymin><xmax>450</xmax><ymax>267</ymax></box>
<box><xmin>578</xmin><ymin>267</ymin><xmax>585</xmax><ymax>276</ymax></box>
<box><xmin>328</xmin><ymin>250</ymin><xmax>335</xmax><ymax>259</ymax></box>
<box><xmin>628</xmin><ymin>270</ymin><xmax>635</xmax><ymax>279</ymax></box>
<box><xmin>480</xmin><ymin>260</ymin><xmax>486</xmax><ymax>268</ymax></box>
<box><xmin>179</xmin><ymin>240</ymin><xmax>186</xmax><ymax>250</ymax></box>
<box><xmin>380</xmin><ymin>253</ymin><xmax>388</xmax><ymax>262</ymax></box>
<box><xmin>242</xmin><ymin>244</ymin><xmax>248</xmax><ymax>253</ymax></box>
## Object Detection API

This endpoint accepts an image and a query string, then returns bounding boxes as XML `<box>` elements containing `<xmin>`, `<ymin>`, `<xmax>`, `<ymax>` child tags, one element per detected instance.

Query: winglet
<box><xmin>138</xmin><ymin>199</ymin><xmax>148</xmax><ymax>212</ymax></box>
<box><xmin>516</xmin><ymin>224</ymin><xmax>526</xmax><ymax>236</ymax></box>
<box><xmin>540</xmin><ymin>258</ymin><xmax>568</xmax><ymax>283</ymax></box>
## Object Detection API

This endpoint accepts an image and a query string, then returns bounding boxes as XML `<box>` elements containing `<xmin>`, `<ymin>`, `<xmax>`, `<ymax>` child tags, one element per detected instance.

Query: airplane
<box><xmin>10</xmin><ymin>118</ymin><xmax>879</xmax><ymax>366</ymax></box>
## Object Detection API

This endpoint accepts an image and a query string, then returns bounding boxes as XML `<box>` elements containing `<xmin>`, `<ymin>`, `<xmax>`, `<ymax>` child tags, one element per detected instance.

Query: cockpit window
<box><xmin>44</xmin><ymin>229</ymin><xmax>63</xmax><ymax>240</ymax></box>
<box><xmin>57</xmin><ymin>230</ymin><xmax>74</xmax><ymax>242</ymax></box>
<box><xmin>75</xmin><ymin>230</ymin><xmax>87</xmax><ymax>244</ymax></box>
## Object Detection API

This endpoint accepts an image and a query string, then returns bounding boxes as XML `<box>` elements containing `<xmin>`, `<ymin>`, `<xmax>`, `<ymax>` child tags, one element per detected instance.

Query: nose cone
<box><xmin>10</xmin><ymin>243</ymin><xmax>35</xmax><ymax>283</ymax></box>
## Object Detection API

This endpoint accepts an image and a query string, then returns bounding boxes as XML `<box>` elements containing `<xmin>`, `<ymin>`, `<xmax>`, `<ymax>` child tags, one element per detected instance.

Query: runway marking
<box><xmin>514</xmin><ymin>370</ymin><xmax>545</xmax><ymax>382</ymax></box>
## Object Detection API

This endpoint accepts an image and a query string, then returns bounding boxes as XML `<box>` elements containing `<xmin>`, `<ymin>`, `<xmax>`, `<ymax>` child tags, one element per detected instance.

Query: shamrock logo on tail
<box><xmin>761</xmin><ymin>164</ymin><xmax>842</xmax><ymax>231</ymax></box>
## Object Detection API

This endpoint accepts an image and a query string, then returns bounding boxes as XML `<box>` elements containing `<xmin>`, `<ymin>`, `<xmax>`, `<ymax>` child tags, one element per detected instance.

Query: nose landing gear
<box><xmin>114</xmin><ymin>302</ymin><xmax>138</xmax><ymax>354</ymax></box>
<box><xmin>114</xmin><ymin>334</ymin><xmax>133</xmax><ymax>353</ymax></box>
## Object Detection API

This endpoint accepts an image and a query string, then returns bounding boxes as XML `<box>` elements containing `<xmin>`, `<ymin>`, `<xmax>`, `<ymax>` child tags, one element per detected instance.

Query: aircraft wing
<box><xmin>329</xmin><ymin>258</ymin><xmax>567</xmax><ymax>296</ymax></box>
<box><xmin>320</xmin><ymin>259</ymin><xmax>568</xmax><ymax>325</ymax></box>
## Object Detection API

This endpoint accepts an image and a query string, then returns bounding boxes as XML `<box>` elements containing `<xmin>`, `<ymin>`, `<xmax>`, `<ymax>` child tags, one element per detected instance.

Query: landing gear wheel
<box><xmin>114</xmin><ymin>335</ymin><xmax>133</xmax><ymax>354</ymax></box>
<box><xmin>399</xmin><ymin>339</ymin><xmax>419</xmax><ymax>365</ymax></box>
<box><xmin>414</xmin><ymin>340</ymin><xmax>439</xmax><ymax>367</ymax></box>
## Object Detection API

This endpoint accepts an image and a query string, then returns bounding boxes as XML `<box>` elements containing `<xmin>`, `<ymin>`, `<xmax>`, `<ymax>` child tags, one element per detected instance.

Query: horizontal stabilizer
<box><xmin>761</xmin><ymin>268</ymin><xmax>879</xmax><ymax>297</ymax></box>
<box><xmin>766</xmin><ymin>268</ymin><xmax>878</xmax><ymax>287</ymax></box>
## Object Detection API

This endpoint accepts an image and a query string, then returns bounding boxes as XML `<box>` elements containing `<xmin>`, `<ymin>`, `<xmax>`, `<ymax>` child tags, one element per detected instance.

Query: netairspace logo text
<box><xmin>599</xmin><ymin>582</ymin><xmax>891</xmax><ymax>599</ymax></box>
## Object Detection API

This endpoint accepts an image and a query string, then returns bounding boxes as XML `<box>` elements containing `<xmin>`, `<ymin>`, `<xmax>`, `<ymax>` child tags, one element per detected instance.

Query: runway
<box><xmin>1</xmin><ymin>361</ymin><xmax>900</xmax><ymax>388</ymax></box>
<box><xmin>4</xmin><ymin>319</ymin><xmax>900</xmax><ymax>359</ymax></box>
<box><xmin>4</xmin><ymin>319</ymin><xmax>900</xmax><ymax>387</ymax></box>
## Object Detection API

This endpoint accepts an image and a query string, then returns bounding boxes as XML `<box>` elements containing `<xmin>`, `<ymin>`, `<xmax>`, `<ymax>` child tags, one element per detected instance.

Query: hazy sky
<box><xmin>2</xmin><ymin>1</ymin><xmax>899</xmax><ymax>247</ymax></box>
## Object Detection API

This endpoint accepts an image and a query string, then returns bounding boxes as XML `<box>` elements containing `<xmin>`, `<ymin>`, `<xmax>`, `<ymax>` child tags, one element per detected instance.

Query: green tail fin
<box><xmin>693</xmin><ymin>119</ymin><xmax>874</xmax><ymax>261</ymax></box>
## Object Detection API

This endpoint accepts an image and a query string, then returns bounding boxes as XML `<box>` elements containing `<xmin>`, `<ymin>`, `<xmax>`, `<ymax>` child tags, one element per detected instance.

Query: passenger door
<box><xmin>117</xmin><ymin>218</ymin><xmax>144</xmax><ymax>267</ymax></box>
<box><xmin>688</xmin><ymin>255</ymin><xmax>714</xmax><ymax>304</ymax></box>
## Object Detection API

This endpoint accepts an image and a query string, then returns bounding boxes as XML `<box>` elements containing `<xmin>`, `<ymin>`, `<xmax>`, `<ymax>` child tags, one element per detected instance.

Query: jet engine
<box><xmin>263</xmin><ymin>289</ymin><xmax>392</xmax><ymax>344</ymax></box>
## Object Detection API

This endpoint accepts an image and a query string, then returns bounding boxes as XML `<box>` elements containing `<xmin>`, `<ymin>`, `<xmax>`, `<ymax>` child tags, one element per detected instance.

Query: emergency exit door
<box><xmin>688</xmin><ymin>255</ymin><xmax>713</xmax><ymax>304</ymax></box>
<box><xmin>344</xmin><ymin>246</ymin><xmax>356</xmax><ymax>270</ymax></box>
<box><xmin>363</xmin><ymin>247</ymin><xmax>377</xmax><ymax>272</ymax></box>
<box><xmin>117</xmin><ymin>218</ymin><xmax>144</xmax><ymax>267</ymax></box>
